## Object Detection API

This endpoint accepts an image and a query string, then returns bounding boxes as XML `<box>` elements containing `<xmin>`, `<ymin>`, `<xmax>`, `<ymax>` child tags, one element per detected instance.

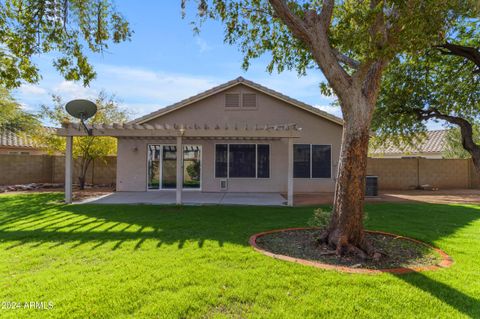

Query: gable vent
<box><xmin>225</xmin><ymin>93</ymin><xmax>240</xmax><ymax>107</ymax></box>
<box><xmin>242</xmin><ymin>93</ymin><xmax>257</xmax><ymax>108</ymax></box>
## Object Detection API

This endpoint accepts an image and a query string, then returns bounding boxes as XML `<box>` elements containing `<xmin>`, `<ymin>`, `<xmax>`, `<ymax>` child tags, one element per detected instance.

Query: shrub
<box><xmin>308</xmin><ymin>208</ymin><xmax>332</xmax><ymax>228</ymax></box>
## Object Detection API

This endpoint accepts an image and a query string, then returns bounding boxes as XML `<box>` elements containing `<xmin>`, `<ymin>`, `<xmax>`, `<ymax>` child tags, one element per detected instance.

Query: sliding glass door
<box><xmin>147</xmin><ymin>144</ymin><xmax>201</xmax><ymax>190</ymax></box>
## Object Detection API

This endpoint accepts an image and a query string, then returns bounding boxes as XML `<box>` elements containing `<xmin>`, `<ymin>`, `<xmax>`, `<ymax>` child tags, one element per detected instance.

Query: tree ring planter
<box><xmin>249</xmin><ymin>227</ymin><xmax>453</xmax><ymax>274</ymax></box>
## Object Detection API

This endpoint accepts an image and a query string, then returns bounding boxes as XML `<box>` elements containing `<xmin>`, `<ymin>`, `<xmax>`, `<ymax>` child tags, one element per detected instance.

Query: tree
<box><xmin>38</xmin><ymin>92</ymin><xmax>129</xmax><ymax>189</ymax></box>
<box><xmin>0</xmin><ymin>87</ymin><xmax>40</xmax><ymax>132</ymax></box>
<box><xmin>182</xmin><ymin>0</ymin><xmax>474</xmax><ymax>258</ymax></box>
<box><xmin>444</xmin><ymin>126</ymin><xmax>480</xmax><ymax>159</ymax></box>
<box><xmin>373</xmin><ymin>18</ymin><xmax>480</xmax><ymax>172</ymax></box>
<box><xmin>0</xmin><ymin>0</ymin><xmax>131</xmax><ymax>88</ymax></box>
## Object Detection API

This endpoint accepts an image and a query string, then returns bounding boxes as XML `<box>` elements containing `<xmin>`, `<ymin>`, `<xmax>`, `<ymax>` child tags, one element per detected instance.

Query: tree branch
<box><xmin>417</xmin><ymin>108</ymin><xmax>480</xmax><ymax>171</ymax></box>
<box><xmin>268</xmin><ymin>0</ymin><xmax>352</xmax><ymax>96</ymax></box>
<box><xmin>435</xmin><ymin>42</ymin><xmax>480</xmax><ymax>73</ymax></box>
<box><xmin>332</xmin><ymin>49</ymin><xmax>360</xmax><ymax>69</ymax></box>
<box><xmin>267</xmin><ymin>0</ymin><xmax>311</xmax><ymax>45</ymax></box>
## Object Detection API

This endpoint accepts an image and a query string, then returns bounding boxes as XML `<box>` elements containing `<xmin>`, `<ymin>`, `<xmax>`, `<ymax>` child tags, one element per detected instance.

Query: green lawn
<box><xmin>0</xmin><ymin>193</ymin><xmax>479</xmax><ymax>318</ymax></box>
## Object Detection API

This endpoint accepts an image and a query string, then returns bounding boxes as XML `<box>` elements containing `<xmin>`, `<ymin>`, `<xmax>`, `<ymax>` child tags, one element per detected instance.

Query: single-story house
<box><xmin>58</xmin><ymin>77</ymin><xmax>344</xmax><ymax>205</ymax></box>
<box><xmin>369</xmin><ymin>130</ymin><xmax>447</xmax><ymax>159</ymax></box>
<box><xmin>0</xmin><ymin>128</ymin><xmax>50</xmax><ymax>155</ymax></box>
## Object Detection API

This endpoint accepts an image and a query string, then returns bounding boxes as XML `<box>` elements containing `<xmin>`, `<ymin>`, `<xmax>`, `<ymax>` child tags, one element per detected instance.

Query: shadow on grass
<box><xmin>0</xmin><ymin>193</ymin><xmax>306</xmax><ymax>251</ymax></box>
<box><xmin>1</xmin><ymin>193</ymin><xmax>480</xmax><ymax>316</ymax></box>
<box><xmin>396</xmin><ymin>272</ymin><xmax>480</xmax><ymax>318</ymax></box>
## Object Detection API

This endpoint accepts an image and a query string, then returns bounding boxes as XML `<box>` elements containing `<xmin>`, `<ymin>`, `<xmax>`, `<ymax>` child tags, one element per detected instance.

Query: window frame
<box><xmin>214</xmin><ymin>143</ymin><xmax>271</xmax><ymax>179</ymax></box>
<box><xmin>146</xmin><ymin>143</ymin><xmax>203</xmax><ymax>191</ymax></box>
<box><xmin>293</xmin><ymin>143</ymin><xmax>333</xmax><ymax>179</ymax></box>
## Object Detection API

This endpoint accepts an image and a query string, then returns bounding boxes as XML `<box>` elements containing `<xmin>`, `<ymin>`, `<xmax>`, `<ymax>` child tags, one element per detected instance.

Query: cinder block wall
<box><xmin>367</xmin><ymin>158</ymin><xmax>419</xmax><ymax>189</ymax></box>
<box><xmin>0</xmin><ymin>155</ymin><xmax>53</xmax><ymax>185</ymax></box>
<box><xmin>0</xmin><ymin>155</ymin><xmax>116</xmax><ymax>186</ymax></box>
<box><xmin>367</xmin><ymin>158</ymin><xmax>474</xmax><ymax>190</ymax></box>
<box><xmin>0</xmin><ymin>154</ymin><xmax>479</xmax><ymax>190</ymax></box>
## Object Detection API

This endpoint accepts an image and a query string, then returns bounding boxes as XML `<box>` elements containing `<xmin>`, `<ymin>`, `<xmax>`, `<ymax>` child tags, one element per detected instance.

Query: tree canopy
<box><xmin>374</xmin><ymin>18</ymin><xmax>480</xmax><ymax>139</ymax></box>
<box><xmin>373</xmin><ymin>17</ymin><xmax>480</xmax><ymax>168</ymax></box>
<box><xmin>38</xmin><ymin>91</ymin><xmax>129</xmax><ymax>189</ymax></box>
<box><xmin>0</xmin><ymin>87</ymin><xmax>40</xmax><ymax>132</ymax></box>
<box><xmin>0</xmin><ymin>0</ymin><xmax>131</xmax><ymax>88</ymax></box>
<box><xmin>182</xmin><ymin>0</ymin><xmax>478</xmax><ymax>258</ymax></box>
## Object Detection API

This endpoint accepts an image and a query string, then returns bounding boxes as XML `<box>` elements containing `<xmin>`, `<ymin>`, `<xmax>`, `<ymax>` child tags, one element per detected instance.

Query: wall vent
<box><xmin>225</xmin><ymin>93</ymin><xmax>240</xmax><ymax>107</ymax></box>
<box><xmin>242</xmin><ymin>93</ymin><xmax>257</xmax><ymax>108</ymax></box>
<box><xmin>220</xmin><ymin>179</ymin><xmax>228</xmax><ymax>190</ymax></box>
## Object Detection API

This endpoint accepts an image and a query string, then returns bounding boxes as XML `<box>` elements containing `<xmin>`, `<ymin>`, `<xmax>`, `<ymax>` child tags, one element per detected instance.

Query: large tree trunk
<box><xmin>327</xmin><ymin>123</ymin><xmax>371</xmax><ymax>257</ymax></box>
<box><xmin>319</xmin><ymin>96</ymin><xmax>378</xmax><ymax>260</ymax></box>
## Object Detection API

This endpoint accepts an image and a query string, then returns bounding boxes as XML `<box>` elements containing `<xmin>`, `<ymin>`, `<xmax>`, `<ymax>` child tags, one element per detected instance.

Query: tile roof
<box><xmin>130</xmin><ymin>76</ymin><xmax>343</xmax><ymax>126</ymax></box>
<box><xmin>0</xmin><ymin>128</ymin><xmax>53</xmax><ymax>149</ymax></box>
<box><xmin>370</xmin><ymin>130</ymin><xmax>448</xmax><ymax>156</ymax></box>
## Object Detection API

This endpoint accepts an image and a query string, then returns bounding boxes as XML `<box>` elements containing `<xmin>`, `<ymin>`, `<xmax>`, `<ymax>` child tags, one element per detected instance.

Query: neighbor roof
<box><xmin>130</xmin><ymin>77</ymin><xmax>343</xmax><ymax>126</ymax></box>
<box><xmin>370</xmin><ymin>130</ymin><xmax>448</xmax><ymax>156</ymax></box>
<box><xmin>0</xmin><ymin>128</ymin><xmax>52</xmax><ymax>149</ymax></box>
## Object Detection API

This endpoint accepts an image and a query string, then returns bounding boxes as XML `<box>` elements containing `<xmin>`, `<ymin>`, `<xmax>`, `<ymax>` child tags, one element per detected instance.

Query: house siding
<box><xmin>116</xmin><ymin>84</ymin><xmax>343</xmax><ymax>193</ymax></box>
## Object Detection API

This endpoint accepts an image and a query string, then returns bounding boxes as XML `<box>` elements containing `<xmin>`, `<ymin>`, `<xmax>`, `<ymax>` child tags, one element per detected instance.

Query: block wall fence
<box><xmin>0</xmin><ymin>155</ymin><xmax>479</xmax><ymax>190</ymax></box>
<box><xmin>0</xmin><ymin>155</ymin><xmax>116</xmax><ymax>186</ymax></box>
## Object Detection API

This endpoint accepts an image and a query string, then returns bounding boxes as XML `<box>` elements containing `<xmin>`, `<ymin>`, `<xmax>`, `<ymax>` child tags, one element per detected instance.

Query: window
<box><xmin>293</xmin><ymin>144</ymin><xmax>310</xmax><ymax>178</ymax></box>
<box><xmin>229</xmin><ymin>144</ymin><xmax>256</xmax><ymax>177</ymax></box>
<box><xmin>225</xmin><ymin>93</ymin><xmax>240</xmax><ymax>107</ymax></box>
<box><xmin>147</xmin><ymin>145</ymin><xmax>161</xmax><ymax>189</ymax></box>
<box><xmin>293</xmin><ymin>144</ymin><xmax>331</xmax><ymax>178</ymax></box>
<box><xmin>257</xmin><ymin>144</ymin><xmax>270</xmax><ymax>178</ymax></box>
<box><xmin>242</xmin><ymin>93</ymin><xmax>257</xmax><ymax>108</ymax></box>
<box><xmin>215</xmin><ymin>144</ymin><xmax>228</xmax><ymax>178</ymax></box>
<box><xmin>312</xmin><ymin>145</ymin><xmax>331</xmax><ymax>178</ymax></box>
<box><xmin>215</xmin><ymin>144</ymin><xmax>270</xmax><ymax>178</ymax></box>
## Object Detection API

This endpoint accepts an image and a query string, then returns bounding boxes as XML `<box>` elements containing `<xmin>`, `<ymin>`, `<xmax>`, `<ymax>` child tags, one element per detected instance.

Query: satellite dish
<box><xmin>66</xmin><ymin>99</ymin><xmax>97</xmax><ymax>120</ymax></box>
<box><xmin>65</xmin><ymin>99</ymin><xmax>97</xmax><ymax>136</ymax></box>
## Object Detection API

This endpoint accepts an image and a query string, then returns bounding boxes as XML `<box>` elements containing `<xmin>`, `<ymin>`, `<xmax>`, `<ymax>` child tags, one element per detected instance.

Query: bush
<box><xmin>308</xmin><ymin>208</ymin><xmax>368</xmax><ymax>229</ymax></box>
<box><xmin>308</xmin><ymin>208</ymin><xmax>332</xmax><ymax>228</ymax></box>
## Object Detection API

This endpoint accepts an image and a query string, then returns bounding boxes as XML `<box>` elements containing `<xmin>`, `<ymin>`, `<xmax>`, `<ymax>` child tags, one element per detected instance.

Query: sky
<box><xmin>12</xmin><ymin>0</ymin><xmax>443</xmax><ymax>129</ymax></box>
<box><xmin>13</xmin><ymin>0</ymin><xmax>339</xmax><ymax>123</ymax></box>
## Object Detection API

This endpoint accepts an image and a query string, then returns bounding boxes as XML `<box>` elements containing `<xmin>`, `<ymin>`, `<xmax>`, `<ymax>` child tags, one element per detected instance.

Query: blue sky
<box><xmin>13</xmin><ymin>0</ymin><xmax>339</xmax><ymax>122</ymax></box>
<box><xmin>13</xmin><ymin>1</ymin><xmax>340</xmax><ymax>122</ymax></box>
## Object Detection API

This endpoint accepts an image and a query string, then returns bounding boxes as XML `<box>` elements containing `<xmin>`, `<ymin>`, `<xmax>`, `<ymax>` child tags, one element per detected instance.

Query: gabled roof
<box><xmin>370</xmin><ymin>130</ymin><xmax>448</xmax><ymax>156</ymax></box>
<box><xmin>130</xmin><ymin>77</ymin><xmax>343</xmax><ymax>126</ymax></box>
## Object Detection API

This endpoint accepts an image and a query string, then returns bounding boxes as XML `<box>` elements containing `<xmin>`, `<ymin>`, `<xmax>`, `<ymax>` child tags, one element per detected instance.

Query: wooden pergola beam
<box><xmin>56</xmin><ymin>123</ymin><xmax>302</xmax><ymax>139</ymax></box>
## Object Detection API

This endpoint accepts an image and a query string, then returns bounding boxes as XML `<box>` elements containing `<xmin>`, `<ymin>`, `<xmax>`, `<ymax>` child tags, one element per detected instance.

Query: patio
<box><xmin>80</xmin><ymin>191</ymin><xmax>287</xmax><ymax>206</ymax></box>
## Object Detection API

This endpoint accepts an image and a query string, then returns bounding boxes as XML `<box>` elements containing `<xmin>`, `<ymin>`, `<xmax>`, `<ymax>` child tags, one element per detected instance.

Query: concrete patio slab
<box><xmin>80</xmin><ymin>191</ymin><xmax>287</xmax><ymax>206</ymax></box>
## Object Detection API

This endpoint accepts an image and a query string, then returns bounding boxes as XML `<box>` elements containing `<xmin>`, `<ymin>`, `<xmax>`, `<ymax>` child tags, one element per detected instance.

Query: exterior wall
<box><xmin>369</xmin><ymin>152</ymin><xmax>443</xmax><ymax>159</ymax></box>
<box><xmin>0</xmin><ymin>154</ymin><xmax>116</xmax><ymax>186</ymax></box>
<box><xmin>0</xmin><ymin>147</ymin><xmax>48</xmax><ymax>155</ymax></box>
<box><xmin>367</xmin><ymin>158</ymin><xmax>471</xmax><ymax>190</ymax></box>
<box><xmin>3</xmin><ymin>154</ymin><xmax>479</xmax><ymax>191</ymax></box>
<box><xmin>117</xmin><ymin>84</ymin><xmax>343</xmax><ymax>193</ymax></box>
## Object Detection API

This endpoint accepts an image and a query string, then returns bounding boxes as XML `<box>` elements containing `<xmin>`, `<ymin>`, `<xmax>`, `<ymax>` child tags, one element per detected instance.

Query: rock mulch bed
<box><xmin>251</xmin><ymin>228</ymin><xmax>453</xmax><ymax>274</ymax></box>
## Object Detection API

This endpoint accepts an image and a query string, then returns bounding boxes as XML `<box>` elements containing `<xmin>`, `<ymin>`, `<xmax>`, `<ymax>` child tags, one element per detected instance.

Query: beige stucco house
<box><xmin>58</xmin><ymin>77</ymin><xmax>343</xmax><ymax>205</ymax></box>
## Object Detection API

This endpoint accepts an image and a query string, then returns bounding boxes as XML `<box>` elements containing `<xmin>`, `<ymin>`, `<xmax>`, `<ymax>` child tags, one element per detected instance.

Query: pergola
<box><xmin>57</xmin><ymin>122</ymin><xmax>302</xmax><ymax>206</ymax></box>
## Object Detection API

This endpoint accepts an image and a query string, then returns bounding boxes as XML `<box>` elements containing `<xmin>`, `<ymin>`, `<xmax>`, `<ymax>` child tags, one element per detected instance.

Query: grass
<box><xmin>0</xmin><ymin>193</ymin><xmax>479</xmax><ymax>318</ymax></box>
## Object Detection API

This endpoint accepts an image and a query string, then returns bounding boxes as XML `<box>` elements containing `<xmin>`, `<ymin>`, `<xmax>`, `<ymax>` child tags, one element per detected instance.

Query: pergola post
<box><xmin>176</xmin><ymin>135</ymin><xmax>183</xmax><ymax>205</ymax></box>
<box><xmin>287</xmin><ymin>137</ymin><xmax>294</xmax><ymax>207</ymax></box>
<box><xmin>65</xmin><ymin>136</ymin><xmax>73</xmax><ymax>203</ymax></box>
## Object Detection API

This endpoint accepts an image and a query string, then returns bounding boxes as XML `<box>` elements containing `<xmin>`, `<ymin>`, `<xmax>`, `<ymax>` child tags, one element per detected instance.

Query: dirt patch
<box><xmin>285</xmin><ymin>189</ymin><xmax>480</xmax><ymax>206</ymax></box>
<box><xmin>251</xmin><ymin>228</ymin><xmax>452</xmax><ymax>273</ymax></box>
<box><xmin>1</xmin><ymin>187</ymin><xmax>114</xmax><ymax>202</ymax></box>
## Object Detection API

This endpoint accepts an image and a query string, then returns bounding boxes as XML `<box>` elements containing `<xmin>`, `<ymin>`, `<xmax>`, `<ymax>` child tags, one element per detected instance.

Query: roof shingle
<box><xmin>370</xmin><ymin>130</ymin><xmax>447</xmax><ymax>156</ymax></box>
